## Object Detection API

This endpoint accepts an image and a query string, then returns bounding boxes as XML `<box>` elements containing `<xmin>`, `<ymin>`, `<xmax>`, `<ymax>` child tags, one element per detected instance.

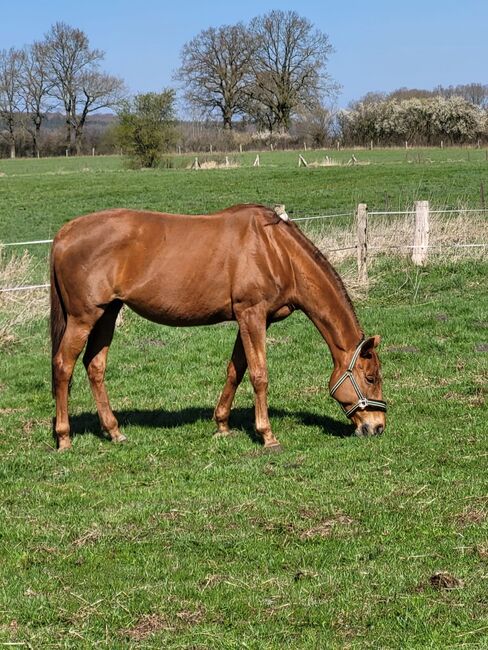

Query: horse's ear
<box><xmin>360</xmin><ymin>335</ymin><xmax>381</xmax><ymax>357</ymax></box>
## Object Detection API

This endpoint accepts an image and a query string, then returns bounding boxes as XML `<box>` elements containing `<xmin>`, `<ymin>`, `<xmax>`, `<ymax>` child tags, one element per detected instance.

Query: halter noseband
<box><xmin>329</xmin><ymin>339</ymin><xmax>387</xmax><ymax>418</ymax></box>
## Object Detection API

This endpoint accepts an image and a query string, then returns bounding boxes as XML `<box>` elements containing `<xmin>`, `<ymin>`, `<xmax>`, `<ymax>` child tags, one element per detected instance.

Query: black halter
<box><xmin>329</xmin><ymin>339</ymin><xmax>387</xmax><ymax>418</ymax></box>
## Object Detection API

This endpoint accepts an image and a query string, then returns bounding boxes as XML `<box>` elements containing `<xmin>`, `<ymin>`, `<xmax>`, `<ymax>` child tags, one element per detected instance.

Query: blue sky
<box><xmin>1</xmin><ymin>0</ymin><xmax>486</xmax><ymax>107</ymax></box>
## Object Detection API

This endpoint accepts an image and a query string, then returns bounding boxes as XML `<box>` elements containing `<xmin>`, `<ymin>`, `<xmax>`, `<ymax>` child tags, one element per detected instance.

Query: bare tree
<box><xmin>175</xmin><ymin>23</ymin><xmax>254</xmax><ymax>129</ymax></box>
<box><xmin>247</xmin><ymin>10</ymin><xmax>335</xmax><ymax>133</ymax></box>
<box><xmin>0</xmin><ymin>48</ymin><xmax>24</xmax><ymax>158</ymax></box>
<box><xmin>43</xmin><ymin>22</ymin><xmax>105</xmax><ymax>153</ymax></box>
<box><xmin>72</xmin><ymin>70</ymin><xmax>125</xmax><ymax>154</ymax></box>
<box><xmin>20</xmin><ymin>41</ymin><xmax>53</xmax><ymax>157</ymax></box>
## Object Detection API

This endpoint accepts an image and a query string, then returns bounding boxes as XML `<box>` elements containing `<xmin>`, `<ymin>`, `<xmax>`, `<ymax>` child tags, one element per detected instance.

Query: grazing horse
<box><xmin>50</xmin><ymin>204</ymin><xmax>386</xmax><ymax>451</ymax></box>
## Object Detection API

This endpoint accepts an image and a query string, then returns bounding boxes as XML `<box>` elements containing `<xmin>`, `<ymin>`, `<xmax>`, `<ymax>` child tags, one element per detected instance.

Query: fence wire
<box><xmin>1</xmin><ymin>207</ymin><xmax>486</xmax><ymax>293</ymax></box>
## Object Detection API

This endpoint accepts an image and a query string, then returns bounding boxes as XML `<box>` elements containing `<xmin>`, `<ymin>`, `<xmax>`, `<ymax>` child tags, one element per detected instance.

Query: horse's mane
<box><xmin>278</xmin><ymin>215</ymin><xmax>362</xmax><ymax>332</ymax></box>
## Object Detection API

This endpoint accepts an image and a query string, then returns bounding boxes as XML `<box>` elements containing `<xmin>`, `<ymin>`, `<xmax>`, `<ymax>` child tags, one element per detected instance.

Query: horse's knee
<box><xmin>250</xmin><ymin>369</ymin><xmax>268</xmax><ymax>392</ymax></box>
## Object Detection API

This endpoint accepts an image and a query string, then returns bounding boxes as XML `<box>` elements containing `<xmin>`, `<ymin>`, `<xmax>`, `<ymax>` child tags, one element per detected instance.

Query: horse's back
<box><xmin>51</xmin><ymin>205</ymin><xmax>290</xmax><ymax>325</ymax></box>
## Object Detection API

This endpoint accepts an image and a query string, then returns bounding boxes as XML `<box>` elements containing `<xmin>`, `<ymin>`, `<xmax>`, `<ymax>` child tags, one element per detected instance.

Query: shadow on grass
<box><xmin>69</xmin><ymin>406</ymin><xmax>352</xmax><ymax>443</ymax></box>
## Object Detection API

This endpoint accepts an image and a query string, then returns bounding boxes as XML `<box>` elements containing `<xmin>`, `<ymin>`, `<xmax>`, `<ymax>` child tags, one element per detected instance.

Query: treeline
<box><xmin>0</xmin><ymin>22</ymin><xmax>124</xmax><ymax>158</ymax></box>
<box><xmin>339</xmin><ymin>96</ymin><xmax>487</xmax><ymax>147</ymax></box>
<box><xmin>2</xmin><ymin>15</ymin><xmax>488</xmax><ymax>161</ymax></box>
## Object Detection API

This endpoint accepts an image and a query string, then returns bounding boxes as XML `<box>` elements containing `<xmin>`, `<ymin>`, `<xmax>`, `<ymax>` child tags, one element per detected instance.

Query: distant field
<box><xmin>1</xmin><ymin>148</ymin><xmax>488</xmax><ymax>245</ymax></box>
<box><xmin>0</xmin><ymin>151</ymin><xmax>487</xmax><ymax>648</ymax></box>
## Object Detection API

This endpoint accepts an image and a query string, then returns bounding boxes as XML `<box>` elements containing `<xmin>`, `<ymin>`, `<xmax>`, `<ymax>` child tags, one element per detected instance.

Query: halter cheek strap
<box><xmin>329</xmin><ymin>339</ymin><xmax>387</xmax><ymax>418</ymax></box>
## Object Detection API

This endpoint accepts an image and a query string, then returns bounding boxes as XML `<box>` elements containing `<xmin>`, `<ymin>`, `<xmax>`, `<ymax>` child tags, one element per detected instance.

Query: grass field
<box><xmin>0</xmin><ymin>151</ymin><xmax>487</xmax><ymax>648</ymax></box>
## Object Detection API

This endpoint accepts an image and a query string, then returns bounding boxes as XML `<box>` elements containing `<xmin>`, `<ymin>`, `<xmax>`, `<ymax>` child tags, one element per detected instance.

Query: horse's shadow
<box><xmin>69</xmin><ymin>405</ymin><xmax>353</xmax><ymax>443</ymax></box>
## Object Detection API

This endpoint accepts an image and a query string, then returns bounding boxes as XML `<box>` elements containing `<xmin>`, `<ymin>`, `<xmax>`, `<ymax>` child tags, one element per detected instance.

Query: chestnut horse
<box><xmin>50</xmin><ymin>204</ymin><xmax>386</xmax><ymax>451</ymax></box>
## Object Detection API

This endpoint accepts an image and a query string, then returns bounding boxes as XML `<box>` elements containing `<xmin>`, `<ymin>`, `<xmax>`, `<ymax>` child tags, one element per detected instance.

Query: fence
<box><xmin>1</xmin><ymin>201</ymin><xmax>487</xmax><ymax>294</ymax></box>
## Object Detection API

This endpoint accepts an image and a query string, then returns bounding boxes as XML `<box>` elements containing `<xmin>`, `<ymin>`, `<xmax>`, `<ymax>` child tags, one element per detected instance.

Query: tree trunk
<box><xmin>10</xmin><ymin>141</ymin><xmax>16</xmax><ymax>159</ymax></box>
<box><xmin>65</xmin><ymin>116</ymin><xmax>72</xmax><ymax>154</ymax></box>
<box><xmin>75</xmin><ymin>129</ymin><xmax>83</xmax><ymax>156</ymax></box>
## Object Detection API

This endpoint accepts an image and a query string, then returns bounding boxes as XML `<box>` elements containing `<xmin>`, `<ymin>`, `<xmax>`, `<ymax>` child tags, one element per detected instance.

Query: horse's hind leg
<box><xmin>82</xmin><ymin>301</ymin><xmax>125</xmax><ymax>443</ymax></box>
<box><xmin>214</xmin><ymin>331</ymin><xmax>247</xmax><ymax>436</ymax></box>
<box><xmin>53</xmin><ymin>317</ymin><xmax>92</xmax><ymax>450</ymax></box>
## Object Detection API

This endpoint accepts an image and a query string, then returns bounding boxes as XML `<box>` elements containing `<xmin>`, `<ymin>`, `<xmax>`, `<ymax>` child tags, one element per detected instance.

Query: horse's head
<box><xmin>329</xmin><ymin>335</ymin><xmax>386</xmax><ymax>436</ymax></box>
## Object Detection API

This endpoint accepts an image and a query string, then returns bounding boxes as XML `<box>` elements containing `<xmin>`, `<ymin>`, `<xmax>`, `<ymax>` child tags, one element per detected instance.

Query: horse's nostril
<box><xmin>361</xmin><ymin>423</ymin><xmax>371</xmax><ymax>436</ymax></box>
<box><xmin>375</xmin><ymin>424</ymin><xmax>384</xmax><ymax>435</ymax></box>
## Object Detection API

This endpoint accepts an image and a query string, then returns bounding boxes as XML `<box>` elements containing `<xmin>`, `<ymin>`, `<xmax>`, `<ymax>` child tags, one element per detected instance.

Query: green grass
<box><xmin>1</xmin><ymin>149</ymin><xmax>487</xmax><ymax>246</ymax></box>
<box><xmin>0</xmin><ymin>152</ymin><xmax>487</xmax><ymax>648</ymax></box>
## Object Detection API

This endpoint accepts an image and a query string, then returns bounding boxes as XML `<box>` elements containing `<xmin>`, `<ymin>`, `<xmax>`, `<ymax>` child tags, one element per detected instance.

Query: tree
<box><xmin>20</xmin><ymin>41</ymin><xmax>53</xmax><ymax>157</ymax></box>
<box><xmin>115</xmin><ymin>90</ymin><xmax>177</xmax><ymax>168</ymax></box>
<box><xmin>175</xmin><ymin>23</ymin><xmax>254</xmax><ymax>130</ymax></box>
<box><xmin>247</xmin><ymin>10</ymin><xmax>335</xmax><ymax>133</ymax></box>
<box><xmin>71</xmin><ymin>70</ymin><xmax>125</xmax><ymax>154</ymax></box>
<box><xmin>294</xmin><ymin>103</ymin><xmax>336</xmax><ymax>147</ymax></box>
<box><xmin>0</xmin><ymin>48</ymin><xmax>24</xmax><ymax>158</ymax></box>
<box><xmin>43</xmin><ymin>21</ymin><xmax>124</xmax><ymax>154</ymax></box>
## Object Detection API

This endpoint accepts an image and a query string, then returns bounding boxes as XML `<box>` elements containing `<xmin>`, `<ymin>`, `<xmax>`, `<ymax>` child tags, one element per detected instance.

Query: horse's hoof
<box><xmin>57</xmin><ymin>442</ymin><xmax>72</xmax><ymax>452</ymax></box>
<box><xmin>112</xmin><ymin>433</ymin><xmax>128</xmax><ymax>443</ymax></box>
<box><xmin>264</xmin><ymin>442</ymin><xmax>283</xmax><ymax>453</ymax></box>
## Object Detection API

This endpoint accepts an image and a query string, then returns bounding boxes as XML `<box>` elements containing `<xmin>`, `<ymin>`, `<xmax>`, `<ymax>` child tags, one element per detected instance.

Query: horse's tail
<box><xmin>50</xmin><ymin>247</ymin><xmax>67</xmax><ymax>397</ymax></box>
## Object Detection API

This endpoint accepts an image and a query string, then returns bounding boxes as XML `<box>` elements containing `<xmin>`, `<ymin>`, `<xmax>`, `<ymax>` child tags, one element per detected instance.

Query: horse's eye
<box><xmin>365</xmin><ymin>375</ymin><xmax>375</xmax><ymax>385</ymax></box>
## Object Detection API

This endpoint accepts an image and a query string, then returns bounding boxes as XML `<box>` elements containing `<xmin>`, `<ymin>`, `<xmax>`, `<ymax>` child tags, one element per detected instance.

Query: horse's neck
<box><xmin>291</xmin><ymin>241</ymin><xmax>363</xmax><ymax>366</ymax></box>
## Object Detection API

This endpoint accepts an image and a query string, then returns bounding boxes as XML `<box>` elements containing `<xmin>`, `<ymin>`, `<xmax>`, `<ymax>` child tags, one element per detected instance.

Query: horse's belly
<box><xmin>125</xmin><ymin>295</ymin><xmax>234</xmax><ymax>327</ymax></box>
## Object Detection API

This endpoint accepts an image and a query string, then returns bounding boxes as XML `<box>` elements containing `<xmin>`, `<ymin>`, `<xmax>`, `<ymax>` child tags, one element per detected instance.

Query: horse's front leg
<box><xmin>237</xmin><ymin>309</ymin><xmax>281</xmax><ymax>451</ymax></box>
<box><xmin>214</xmin><ymin>331</ymin><xmax>247</xmax><ymax>437</ymax></box>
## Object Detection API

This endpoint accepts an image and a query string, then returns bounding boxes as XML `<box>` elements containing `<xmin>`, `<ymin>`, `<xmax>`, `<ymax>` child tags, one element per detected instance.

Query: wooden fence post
<box><xmin>356</xmin><ymin>203</ymin><xmax>368</xmax><ymax>286</ymax></box>
<box><xmin>412</xmin><ymin>200</ymin><xmax>429</xmax><ymax>266</ymax></box>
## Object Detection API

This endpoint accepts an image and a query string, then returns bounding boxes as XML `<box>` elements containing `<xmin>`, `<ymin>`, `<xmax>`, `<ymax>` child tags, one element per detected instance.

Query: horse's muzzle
<box><xmin>355</xmin><ymin>422</ymin><xmax>385</xmax><ymax>436</ymax></box>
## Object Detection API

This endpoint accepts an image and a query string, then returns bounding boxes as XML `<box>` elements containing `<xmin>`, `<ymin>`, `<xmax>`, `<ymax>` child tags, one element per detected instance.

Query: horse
<box><xmin>50</xmin><ymin>203</ymin><xmax>386</xmax><ymax>451</ymax></box>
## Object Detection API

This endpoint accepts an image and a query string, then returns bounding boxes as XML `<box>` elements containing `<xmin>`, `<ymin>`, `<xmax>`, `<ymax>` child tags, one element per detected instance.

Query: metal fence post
<box><xmin>356</xmin><ymin>203</ymin><xmax>368</xmax><ymax>286</ymax></box>
<box><xmin>412</xmin><ymin>200</ymin><xmax>429</xmax><ymax>266</ymax></box>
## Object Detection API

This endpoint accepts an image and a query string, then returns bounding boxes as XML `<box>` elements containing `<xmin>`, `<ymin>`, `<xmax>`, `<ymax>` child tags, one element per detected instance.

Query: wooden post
<box><xmin>210</xmin><ymin>144</ymin><xmax>213</xmax><ymax>153</ymax></box>
<box><xmin>92</xmin><ymin>147</ymin><xmax>95</xmax><ymax>156</ymax></box>
<box><xmin>225</xmin><ymin>156</ymin><xmax>230</xmax><ymax>167</ymax></box>
<box><xmin>356</xmin><ymin>203</ymin><xmax>368</xmax><ymax>286</ymax></box>
<box><xmin>178</xmin><ymin>145</ymin><xmax>182</xmax><ymax>155</ymax></box>
<box><xmin>239</xmin><ymin>144</ymin><xmax>243</xmax><ymax>153</ymax></box>
<box><xmin>298</xmin><ymin>154</ymin><xmax>308</xmax><ymax>167</ymax></box>
<box><xmin>253</xmin><ymin>154</ymin><xmax>260</xmax><ymax>167</ymax></box>
<box><xmin>480</xmin><ymin>181</ymin><xmax>485</xmax><ymax>210</ymax></box>
<box><xmin>412</xmin><ymin>200</ymin><xmax>429</xmax><ymax>266</ymax></box>
<box><xmin>191</xmin><ymin>157</ymin><xmax>200</xmax><ymax>170</ymax></box>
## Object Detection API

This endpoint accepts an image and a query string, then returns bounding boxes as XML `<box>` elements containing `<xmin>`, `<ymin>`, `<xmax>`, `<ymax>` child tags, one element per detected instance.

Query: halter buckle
<box><xmin>357</xmin><ymin>398</ymin><xmax>368</xmax><ymax>410</ymax></box>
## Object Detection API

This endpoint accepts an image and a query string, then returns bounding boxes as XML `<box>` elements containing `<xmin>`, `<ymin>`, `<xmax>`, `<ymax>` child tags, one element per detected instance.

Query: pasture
<box><xmin>0</xmin><ymin>150</ymin><xmax>487</xmax><ymax>648</ymax></box>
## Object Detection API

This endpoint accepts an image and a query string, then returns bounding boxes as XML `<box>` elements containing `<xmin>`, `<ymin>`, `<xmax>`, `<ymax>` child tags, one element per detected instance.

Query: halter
<box><xmin>329</xmin><ymin>339</ymin><xmax>387</xmax><ymax>418</ymax></box>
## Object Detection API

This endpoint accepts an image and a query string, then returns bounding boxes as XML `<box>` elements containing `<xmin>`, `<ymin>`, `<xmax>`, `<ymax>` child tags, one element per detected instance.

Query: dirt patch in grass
<box><xmin>300</xmin><ymin>513</ymin><xmax>357</xmax><ymax>540</ymax></box>
<box><xmin>429</xmin><ymin>571</ymin><xmax>464</xmax><ymax>590</ymax></box>
<box><xmin>456</xmin><ymin>508</ymin><xmax>486</xmax><ymax>527</ymax></box>
<box><xmin>122</xmin><ymin>613</ymin><xmax>175</xmax><ymax>640</ymax></box>
<box><xmin>444</xmin><ymin>390</ymin><xmax>485</xmax><ymax>407</ymax></box>
<box><xmin>72</xmin><ymin>526</ymin><xmax>103</xmax><ymax>548</ymax></box>
<box><xmin>122</xmin><ymin>605</ymin><xmax>205</xmax><ymax>641</ymax></box>
<box><xmin>475</xmin><ymin>343</ymin><xmax>488</xmax><ymax>352</ymax></box>
<box><xmin>476</xmin><ymin>545</ymin><xmax>488</xmax><ymax>560</ymax></box>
